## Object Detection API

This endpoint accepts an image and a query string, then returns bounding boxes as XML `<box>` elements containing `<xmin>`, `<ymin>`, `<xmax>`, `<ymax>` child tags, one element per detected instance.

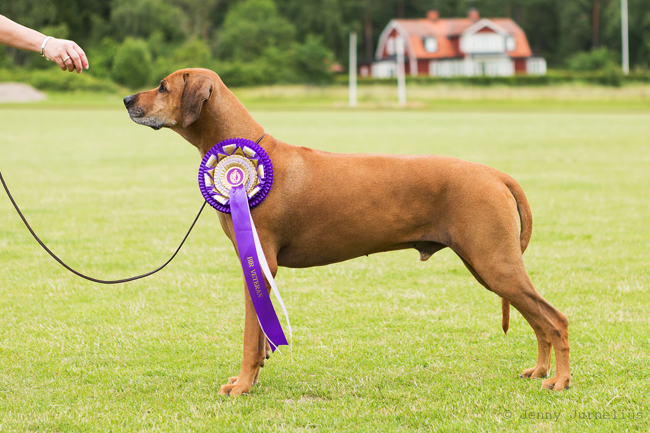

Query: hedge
<box><xmin>337</xmin><ymin>69</ymin><xmax>650</xmax><ymax>87</ymax></box>
<box><xmin>0</xmin><ymin>68</ymin><xmax>120</xmax><ymax>92</ymax></box>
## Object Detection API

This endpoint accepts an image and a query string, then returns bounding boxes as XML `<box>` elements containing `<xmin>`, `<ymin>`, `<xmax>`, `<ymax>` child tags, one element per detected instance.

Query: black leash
<box><xmin>1</xmin><ymin>170</ymin><xmax>207</xmax><ymax>284</ymax></box>
<box><xmin>0</xmin><ymin>132</ymin><xmax>266</xmax><ymax>284</ymax></box>
<box><xmin>0</xmin><ymin>133</ymin><xmax>266</xmax><ymax>284</ymax></box>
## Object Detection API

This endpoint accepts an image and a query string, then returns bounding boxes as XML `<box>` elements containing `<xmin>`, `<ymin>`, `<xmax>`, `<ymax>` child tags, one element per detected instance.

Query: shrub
<box><xmin>293</xmin><ymin>34</ymin><xmax>335</xmax><ymax>84</ymax></box>
<box><xmin>112</xmin><ymin>37</ymin><xmax>153</xmax><ymax>89</ymax></box>
<box><xmin>601</xmin><ymin>64</ymin><xmax>623</xmax><ymax>87</ymax></box>
<box><xmin>0</xmin><ymin>48</ymin><xmax>13</xmax><ymax>69</ymax></box>
<box><xmin>29</xmin><ymin>69</ymin><xmax>119</xmax><ymax>92</ymax></box>
<box><xmin>215</xmin><ymin>61</ymin><xmax>268</xmax><ymax>87</ymax></box>
<box><xmin>151</xmin><ymin>38</ymin><xmax>215</xmax><ymax>82</ymax></box>
<box><xmin>567</xmin><ymin>48</ymin><xmax>617</xmax><ymax>71</ymax></box>
<box><xmin>86</xmin><ymin>38</ymin><xmax>120</xmax><ymax>79</ymax></box>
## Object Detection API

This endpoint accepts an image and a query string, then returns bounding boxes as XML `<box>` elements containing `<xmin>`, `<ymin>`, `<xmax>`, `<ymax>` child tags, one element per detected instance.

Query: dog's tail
<box><xmin>500</xmin><ymin>175</ymin><xmax>533</xmax><ymax>334</ymax></box>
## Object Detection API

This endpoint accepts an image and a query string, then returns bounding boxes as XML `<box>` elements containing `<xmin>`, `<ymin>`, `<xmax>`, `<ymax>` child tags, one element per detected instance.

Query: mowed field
<box><xmin>1</xmin><ymin>90</ymin><xmax>649</xmax><ymax>432</ymax></box>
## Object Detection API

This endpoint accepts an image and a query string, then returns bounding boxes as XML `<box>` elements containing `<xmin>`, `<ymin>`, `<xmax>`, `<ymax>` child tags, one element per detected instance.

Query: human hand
<box><xmin>43</xmin><ymin>37</ymin><xmax>89</xmax><ymax>73</ymax></box>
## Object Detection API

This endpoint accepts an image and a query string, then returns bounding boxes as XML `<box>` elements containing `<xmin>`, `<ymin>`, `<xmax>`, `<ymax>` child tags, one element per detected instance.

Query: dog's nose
<box><xmin>123</xmin><ymin>95</ymin><xmax>136</xmax><ymax>108</ymax></box>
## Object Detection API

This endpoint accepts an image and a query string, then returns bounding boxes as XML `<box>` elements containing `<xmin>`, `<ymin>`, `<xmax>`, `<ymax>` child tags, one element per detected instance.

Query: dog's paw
<box><xmin>541</xmin><ymin>376</ymin><xmax>571</xmax><ymax>391</ymax></box>
<box><xmin>520</xmin><ymin>366</ymin><xmax>550</xmax><ymax>379</ymax></box>
<box><xmin>219</xmin><ymin>367</ymin><xmax>261</xmax><ymax>396</ymax></box>
<box><xmin>218</xmin><ymin>382</ymin><xmax>251</xmax><ymax>396</ymax></box>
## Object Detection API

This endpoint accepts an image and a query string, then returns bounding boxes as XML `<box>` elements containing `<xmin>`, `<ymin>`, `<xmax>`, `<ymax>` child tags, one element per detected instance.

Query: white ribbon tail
<box><xmin>249</xmin><ymin>214</ymin><xmax>294</xmax><ymax>354</ymax></box>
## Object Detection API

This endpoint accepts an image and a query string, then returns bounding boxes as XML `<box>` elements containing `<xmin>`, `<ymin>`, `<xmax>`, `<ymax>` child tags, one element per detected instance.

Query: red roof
<box><xmin>379</xmin><ymin>14</ymin><xmax>532</xmax><ymax>60</ymax></box>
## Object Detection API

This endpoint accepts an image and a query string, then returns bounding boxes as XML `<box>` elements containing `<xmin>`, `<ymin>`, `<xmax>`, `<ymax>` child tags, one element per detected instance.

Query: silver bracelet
<box><xmin>40</xmin><ymin>36</ymin><xmax>53</xmax><ymax>58</ymax></box>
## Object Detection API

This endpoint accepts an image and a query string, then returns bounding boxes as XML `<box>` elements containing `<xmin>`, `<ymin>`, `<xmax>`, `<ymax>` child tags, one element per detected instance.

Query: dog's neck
<box><xmin>172</xmin><ymin>85</ymin><xmax>265</xmax><ymax>157</ymax></box>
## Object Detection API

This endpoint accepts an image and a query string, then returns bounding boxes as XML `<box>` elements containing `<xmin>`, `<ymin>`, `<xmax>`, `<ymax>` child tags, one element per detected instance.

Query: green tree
<box><xmin>152</xmin><ymin>38</ymin><xmax>215</xmax><ymax>82</ymax></box>
<box><xmin>293</xmin><ymin>34</ymin><xmax>335</xmax><ymax>83</ymax></box>
<box><xmin>0</xmin><ymin>0</ymin><xmax>58</xmax><ymax>66</ymax></box>
<box><xmin>50</xmin><ymin>0</ymin><xmax>111</xmax><ymax>43</ymax></box>
<box><xmin>275</xmin><ymin>0</ymin><xmax>350</xmax><ymax>64</ymax></box>
<box><xmin>602</xmin><ymin>0</ymin><xmax>650</xmax><ymax>69</ymax></box>
<box><xmin>109</xmin><ymin>0</ymin><xmax>188</xmax><ymax>43</ymax></box>
<box><xmin>169</xmin><ymin>0</ymin><xmax>221</xmax><ymax>40</ymax></box>
<box><xmin>217</xmin><ymin>0</ymin><xmax>296</xmax><ymax>60</ymax></box>
<box><xmin>112</xmin><ymin>37</ymin><xmax>153</xmax><ymax>88</ymax></box>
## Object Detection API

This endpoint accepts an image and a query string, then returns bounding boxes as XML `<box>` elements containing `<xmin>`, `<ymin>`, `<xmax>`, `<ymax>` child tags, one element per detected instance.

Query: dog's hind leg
<box><xmin>462</xmin><ymin>248</ymin><xmax>570</xmax><ymax>390</ymax></box>
<box><xmin>460</xmin><ymin>257</ymin><xmax>552</xmax><ymax>379</ymax></box>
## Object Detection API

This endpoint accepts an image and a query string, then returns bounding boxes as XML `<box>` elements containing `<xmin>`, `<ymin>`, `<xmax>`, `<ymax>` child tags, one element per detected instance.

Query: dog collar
<box><xmin>198</xmin><ymin>137</ymin><xmax>273</xmax><ymax>214</ymax></box>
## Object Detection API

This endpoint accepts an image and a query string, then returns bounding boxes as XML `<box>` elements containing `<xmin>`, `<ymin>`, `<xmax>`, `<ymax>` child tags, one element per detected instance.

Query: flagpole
<box><xmin>396</xmin><ymin>36</ymin><xmax>406</xmax><ymax>107</ymax></box>
<box><xmin>621</xmin><ymin>0</ymin><xmax>629</xmax><ymax>75</ymax></box>
<box><xmin>349</xmin><ymin>32</ymin><xmax>357</xmax><ymax>108</ymax></box>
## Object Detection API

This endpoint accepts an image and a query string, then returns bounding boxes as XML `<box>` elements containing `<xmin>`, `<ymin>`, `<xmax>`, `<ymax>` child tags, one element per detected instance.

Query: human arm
<box><xmin>0</xmin><ymin>14</ymin><xmax>89</xmax><ymax>73</ymax></box>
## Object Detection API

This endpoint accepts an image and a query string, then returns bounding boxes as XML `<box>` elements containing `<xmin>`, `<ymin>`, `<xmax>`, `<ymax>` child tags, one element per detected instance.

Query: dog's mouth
<box><xmin>127</xmin><ymin>109</ymin><xmax>164</xmax><ymax>130</ymax></box>
<box><xmin>128</xmin><ymin>107</ymin><xmax>146</xmax><ymax>118</ymax></box>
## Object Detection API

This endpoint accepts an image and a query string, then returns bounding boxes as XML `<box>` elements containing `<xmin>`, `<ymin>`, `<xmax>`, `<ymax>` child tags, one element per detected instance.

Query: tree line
<box><xmin>1</xmin><ymin>0</ymin><xmax>648</xmax><ymax>88</ymax></box>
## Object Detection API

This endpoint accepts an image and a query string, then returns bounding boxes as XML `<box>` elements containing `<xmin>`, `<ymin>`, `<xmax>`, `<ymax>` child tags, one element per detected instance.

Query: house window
<box><xmin>386</xmin><ymin>37</ymin><xmax>395</xmax><ymax>55</ymax></box>
<box><xmin>423</xmin><ymin>36</ymin><xmax>438</xmax><ymax>53</ymax></box>
<box><xmin>505</xmin><ymin>36</ymin><xmax>516</xmax><ymax>51</ymax></box>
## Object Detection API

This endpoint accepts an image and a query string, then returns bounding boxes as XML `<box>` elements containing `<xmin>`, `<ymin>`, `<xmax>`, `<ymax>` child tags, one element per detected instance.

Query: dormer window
<box><xmin>505</xmin><ymin>35</ymin><xmax>516</xmax><ymax>51</ymax></box>
<box><xmin>423</xmin><ymin>36</ymin><xmax>438</xmax><ymax>53</ymax></box>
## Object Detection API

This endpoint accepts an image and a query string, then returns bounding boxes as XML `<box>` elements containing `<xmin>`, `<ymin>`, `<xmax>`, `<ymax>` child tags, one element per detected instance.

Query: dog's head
<box><xmin>123</xmin><ymin>68</ymin><xmax>215</xmax><ymax>131</ymax></box>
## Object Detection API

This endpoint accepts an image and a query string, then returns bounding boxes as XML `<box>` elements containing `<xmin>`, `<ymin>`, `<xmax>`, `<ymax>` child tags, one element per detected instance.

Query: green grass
<box><xmin>3</xmin><ymin>82</ymin><xmax>650</xmax><ymax>112</ymax></box>
<box><xmin>0</xmin><ymin>91</ymin><xmax>649</xmax><ymax>431</ymax></box>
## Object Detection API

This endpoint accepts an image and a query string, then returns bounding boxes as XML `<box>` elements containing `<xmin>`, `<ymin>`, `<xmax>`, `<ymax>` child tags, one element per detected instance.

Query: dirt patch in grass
<box><xmin>0</xmin><ymin>82</ymin><xmax>46</xmax><ymax>103</ymax></box>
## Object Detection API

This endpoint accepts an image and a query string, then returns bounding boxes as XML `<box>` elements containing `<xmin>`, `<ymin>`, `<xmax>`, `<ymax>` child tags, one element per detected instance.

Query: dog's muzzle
<box><xmin>123</xmin><ymin>94</ymin><xmax>162</xmax><ymax>130</ymax></box>
<box><xmin>123</xmin><ymin>95</ymin><xmax>144</xmax><ymax>118</ymax></box>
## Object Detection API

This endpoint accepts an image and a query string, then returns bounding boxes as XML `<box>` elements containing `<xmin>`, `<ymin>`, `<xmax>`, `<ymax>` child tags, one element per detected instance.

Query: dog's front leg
<box><xmin>219</xmin><ymin>279</ymin><xmax>271</xmax><ymax>396</ymax></box>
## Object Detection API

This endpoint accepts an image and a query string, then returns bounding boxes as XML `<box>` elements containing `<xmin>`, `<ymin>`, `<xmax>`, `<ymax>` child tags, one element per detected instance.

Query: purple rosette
<box><xmin>198</xmin><ymin>138</ymin><xmax>274</xmax><ymax>213</ymax></box>
<box><xmin>197</xmin><ymin>137</ymin><xmax>289</xmax><ymax>352</ymax></box>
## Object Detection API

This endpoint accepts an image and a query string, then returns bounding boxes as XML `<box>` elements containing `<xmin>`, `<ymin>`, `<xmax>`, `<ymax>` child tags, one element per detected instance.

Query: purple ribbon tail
<box><xmin>230</xmin><ymin>185</ymin><xmax>288</xmax><ymax>351</ymax></box>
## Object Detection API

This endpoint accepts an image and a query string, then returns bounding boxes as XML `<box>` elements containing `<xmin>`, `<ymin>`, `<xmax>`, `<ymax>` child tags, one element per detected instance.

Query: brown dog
<box><xmin>124</xmin><ymin>68</ymin><xmax>570</xmax><ymax>395</ymax></box>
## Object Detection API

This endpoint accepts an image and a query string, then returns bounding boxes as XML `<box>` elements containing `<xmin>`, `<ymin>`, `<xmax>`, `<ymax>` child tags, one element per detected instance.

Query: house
<box><xmin>363</xmin><ymin>8</ymin><xmax>546</xmax><ymax>79</ymax></box>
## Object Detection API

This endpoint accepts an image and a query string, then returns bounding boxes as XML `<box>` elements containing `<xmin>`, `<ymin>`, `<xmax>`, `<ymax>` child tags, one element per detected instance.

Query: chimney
<box><xmin>468</xmin><ymin>8</ymin><xmax>480</xmax><ymax>22</ymax></box>
<box><xmin>427</xmin><ymin>10</ymin><xmax>439</xmax><ymax>21</ymax></box>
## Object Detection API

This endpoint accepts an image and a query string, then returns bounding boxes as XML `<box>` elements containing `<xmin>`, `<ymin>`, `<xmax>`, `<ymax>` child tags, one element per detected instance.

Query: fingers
<box><xmin>69</xmin><ymin>43</ymin><xmax>88</xmax><ymax>73</ymax></box>
<box><xmin>44</xmin><ymin>38</ymin><xmax>89</xmax><ymax>73</ymax></box>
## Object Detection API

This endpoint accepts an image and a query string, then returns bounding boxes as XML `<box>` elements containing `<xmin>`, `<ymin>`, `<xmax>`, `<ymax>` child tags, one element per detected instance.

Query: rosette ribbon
<box><xmin>198</xmin><ymin>138</ymin><xmax>291</xmax><ymax>352</ymax></box>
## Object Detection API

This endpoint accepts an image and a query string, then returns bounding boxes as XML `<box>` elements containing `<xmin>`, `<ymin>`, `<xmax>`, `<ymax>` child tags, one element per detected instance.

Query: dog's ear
<box><xmin>180</xmin><ymin>74</ymin><xmax>213</xmax><ymax>129</ymax></box>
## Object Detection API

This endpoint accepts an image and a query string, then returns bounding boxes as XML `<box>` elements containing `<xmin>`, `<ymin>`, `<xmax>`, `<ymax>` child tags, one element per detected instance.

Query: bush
<box><xmin>602</xmin><ymin>64</ymin><xmax>623</xmax><ymax>87</ymax></box>
<box><xmin>29</xmin><ymin>69</ymin><xmax>120</xmax><ymax>92</ymax></box>
<box><xmin>333</xmin><ymin>68</ymin><xmax>650</xmax><ymax>88</ymax></box>
<box><xmin>151</xmin><ymin>38</ymin><xmax>215</xmax><ymax>82</ymax></box>
<box><xmin>0</xmin><ymin>68</ymin><xmax>119</xmax><ymax>92</ymax></box>
<box><xmin>112</xmin><ymin>38</ymin><xmax>153</xmax><ymax>89</ymax></box>
<box><xmin>215</xmin><ymin>61</ymin><xmax>268</xmax><ymax>87</ymax></box>
<box><xmin>567</xmin><ymin>48</ymin><xmax>617</xmax><ymax>72</ymax></box>
<box><xmin>0</xmin><ymin>68</ymin><xmax>21</xmax><ymax>82</ymax></box>
<box><xmin>293</xmin><ymin>34</ymin><xmax>335</xmax><ymax>84</ymax></box>
<box><xmin>86</xmin><ymin>38</ymin><xmax>120</xmax><ymax>80</ymax></box>
<box><xmin>0</xmin><ymin>48</ymin><xmax>13</xmax><ymax>69</ymax></box>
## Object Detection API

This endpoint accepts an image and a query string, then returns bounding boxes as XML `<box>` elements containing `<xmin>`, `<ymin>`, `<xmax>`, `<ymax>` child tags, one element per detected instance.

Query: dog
<box><xmin>124</xmin><ymin>68</ymin><xmax>570</xmax><ymax>396</ymax></box>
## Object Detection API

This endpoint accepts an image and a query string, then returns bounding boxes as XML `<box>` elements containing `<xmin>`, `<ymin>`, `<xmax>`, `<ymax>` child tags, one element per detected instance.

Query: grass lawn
<box><xmin>0</xmin><ymin>86</ymin><xmax>649</xmax><ymax>431</ymax></box>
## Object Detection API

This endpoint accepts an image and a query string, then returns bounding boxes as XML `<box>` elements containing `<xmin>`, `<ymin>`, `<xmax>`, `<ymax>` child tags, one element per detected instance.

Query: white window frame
<box><xmin>423</xmin><ymin>36</ymin><xmax>438</xmax><ymax>53</ymax></box>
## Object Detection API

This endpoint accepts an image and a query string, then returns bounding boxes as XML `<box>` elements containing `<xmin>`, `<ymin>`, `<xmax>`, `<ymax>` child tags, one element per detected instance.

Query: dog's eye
<box><xmin>158</xmin><ymin>82</ymin><xmax>167</xmax><ymax>93</ymax></box>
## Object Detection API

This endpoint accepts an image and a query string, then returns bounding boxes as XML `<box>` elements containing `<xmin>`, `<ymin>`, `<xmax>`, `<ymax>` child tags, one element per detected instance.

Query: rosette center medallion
<box><xmin>198</xmin><ymin>138</ymin><xmax>274</xmax><ymax>214</ymax></box>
